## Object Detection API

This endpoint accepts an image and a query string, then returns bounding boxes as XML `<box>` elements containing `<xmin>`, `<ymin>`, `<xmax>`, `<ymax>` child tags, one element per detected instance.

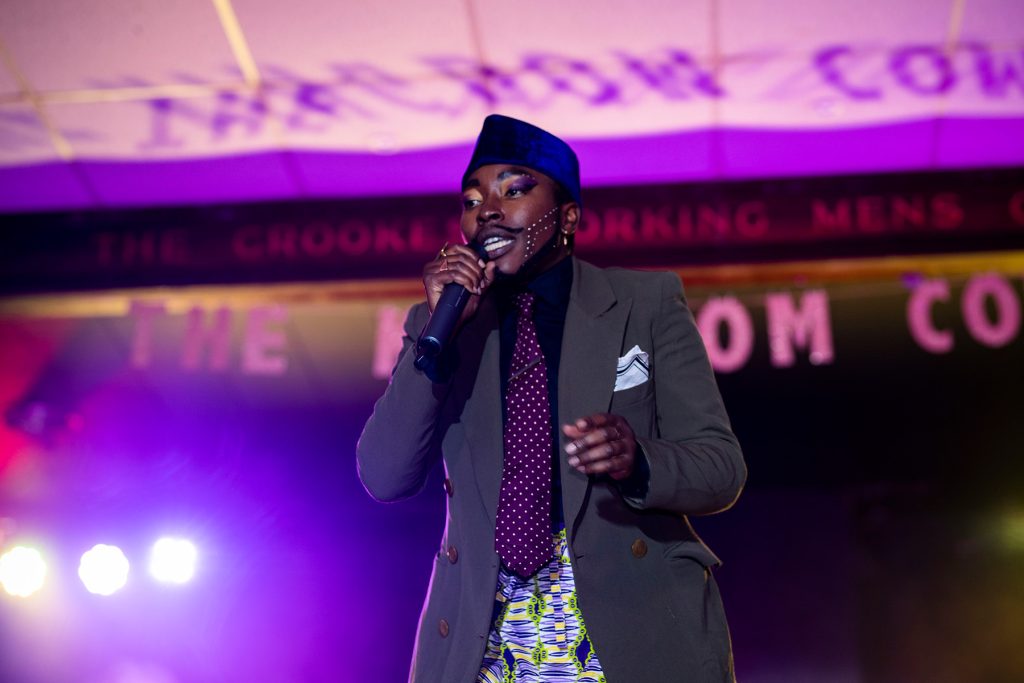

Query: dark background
<box><xmin>2</xmin><ymin>270</ymin><xmax>1022</xmax><ymax>682</ymax></box>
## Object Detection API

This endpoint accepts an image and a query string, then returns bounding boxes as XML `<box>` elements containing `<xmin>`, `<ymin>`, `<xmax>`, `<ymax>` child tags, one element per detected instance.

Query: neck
<box><xmin>503</xmin><ymin>228</ymin><xmax>567</xmax><ymax>286</ymax></box>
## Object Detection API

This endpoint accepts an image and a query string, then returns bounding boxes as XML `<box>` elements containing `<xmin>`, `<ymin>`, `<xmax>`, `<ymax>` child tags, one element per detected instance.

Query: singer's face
<box><xmin>461</xmin><ymin>164</ymin><xmax>571</xmax><ymax>278</ymax></box>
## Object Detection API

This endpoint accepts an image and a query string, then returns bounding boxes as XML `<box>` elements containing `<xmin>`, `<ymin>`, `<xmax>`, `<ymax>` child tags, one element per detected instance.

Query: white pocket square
<box><xmin>615</xmin><ymin>344</ymin><xmax>650</xmax><ymax>391</ymax></box>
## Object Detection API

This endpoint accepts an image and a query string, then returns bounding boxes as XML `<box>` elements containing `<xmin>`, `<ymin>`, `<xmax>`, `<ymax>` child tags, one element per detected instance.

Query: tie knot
<box><xmin>515</xmin><ymin>292</ymin><xmax>536</xmax><ymax>317</ymax></box>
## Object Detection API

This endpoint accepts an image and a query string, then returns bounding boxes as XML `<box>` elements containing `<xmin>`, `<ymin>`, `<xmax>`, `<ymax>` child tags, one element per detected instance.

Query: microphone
<box><xmin>414</xmin><ymin>241</ymin><xmax>489</xmax><ymax>371</ymax></box>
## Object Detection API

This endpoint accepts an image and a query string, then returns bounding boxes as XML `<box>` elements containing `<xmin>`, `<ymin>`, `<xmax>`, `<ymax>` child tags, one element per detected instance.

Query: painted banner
<box><xmin>1</xmin><ymin>1</ymin><xmax>1023</xmax><ymax>211</ymax></box>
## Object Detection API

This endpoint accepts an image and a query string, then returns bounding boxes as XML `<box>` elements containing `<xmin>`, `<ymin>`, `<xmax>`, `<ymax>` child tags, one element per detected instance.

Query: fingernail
<box><xmin>565</xmin><ymin>443</ymin><xmax>576</xmax><ymax>454</ymax></box>
<box><xmin>568</xmin><ymin>457</ymin><xmax>579</xmax><ymax>467</ymax></box>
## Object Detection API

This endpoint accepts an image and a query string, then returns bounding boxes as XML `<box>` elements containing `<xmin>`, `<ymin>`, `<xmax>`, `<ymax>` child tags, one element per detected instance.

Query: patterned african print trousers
<box><xmin>477</xmin><ymin>528</ymin><xmax>606</xmax><ymax>683</ymax></box>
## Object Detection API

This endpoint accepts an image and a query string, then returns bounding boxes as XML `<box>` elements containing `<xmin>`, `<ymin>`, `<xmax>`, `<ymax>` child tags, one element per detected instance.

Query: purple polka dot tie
<box><xmin>495</xmin><ymin>292</ymin><xmax>554</xmax><ymax>577</ymax></box>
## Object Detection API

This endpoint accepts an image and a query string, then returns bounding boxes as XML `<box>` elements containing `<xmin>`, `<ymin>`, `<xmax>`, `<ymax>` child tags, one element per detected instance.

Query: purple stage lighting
<box><xmin>78</xmin><ymin>544</ymin><xmax>130</xmax><ymax>596</ymax></box>
<box><xmin>149</xmin><ymin>537</ymin><xmax>197</xmax><ymax>584</ymax></box>
<box><xmin>0</xmin><ymin>546</ymin><xmax>47</xmax><ymax>598</ymax></box>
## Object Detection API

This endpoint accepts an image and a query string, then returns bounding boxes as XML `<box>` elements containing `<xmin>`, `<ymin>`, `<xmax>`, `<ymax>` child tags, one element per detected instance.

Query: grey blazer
<box><xmin>357</xmin><ymin>257</ymin><xmax>745</xmax><ymax>682</ymax></box>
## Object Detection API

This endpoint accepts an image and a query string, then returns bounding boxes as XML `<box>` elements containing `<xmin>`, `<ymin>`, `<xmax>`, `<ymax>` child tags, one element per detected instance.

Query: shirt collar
<box><xmin>494</xmin><ymin>255</ymin><xmax>573</xmax><ymax>311</ymax></box>
<box><xmin>525</xmin><ymin>255</ymin><xmax>573</xmax><ymax>309</ymax></box>
<box><xmin>528</xmin><ymin>255</ymin><xmax>573</xmax><ymax>306</ymax></box>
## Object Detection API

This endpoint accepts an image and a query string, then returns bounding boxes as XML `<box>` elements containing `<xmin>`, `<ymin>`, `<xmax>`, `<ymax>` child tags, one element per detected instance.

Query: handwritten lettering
<box><xmin>119</xmin><ymin>42</ymin><xmax>1022</xmax><ymax>151</ymax></box>
<box><xmin>816</xmin><ymin>42</ymin><xmax>1022</xmax><ymax>101</ymax></box>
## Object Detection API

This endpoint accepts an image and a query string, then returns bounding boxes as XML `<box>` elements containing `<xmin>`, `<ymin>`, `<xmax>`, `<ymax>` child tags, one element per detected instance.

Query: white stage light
<box><xmin>149</xmin><ymin>537</ymin><xmax>197</xmax><ymax>584</ymax></box>
<box><xmin>78</xmin><ymin>544</ymin><xmax>130</xmax><ymax>596</ymax></box>
<box><xmin>0</xmin><ymin>546</ymin><xmax>47</xmax><ymax>597</ymax></box>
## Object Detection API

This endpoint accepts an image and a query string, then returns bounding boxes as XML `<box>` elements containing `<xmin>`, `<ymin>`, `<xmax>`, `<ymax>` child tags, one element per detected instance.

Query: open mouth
<box><xmin>482</xmin><ymin>234</ymin><xmax>515</xmax><ymax>257</ymax></box>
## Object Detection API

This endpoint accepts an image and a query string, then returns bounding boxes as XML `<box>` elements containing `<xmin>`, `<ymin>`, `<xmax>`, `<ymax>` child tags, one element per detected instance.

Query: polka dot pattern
<box><xmin>495</xmin><ymin>292</ymin><xmax>554</xmax><ymax>578</ymax></box>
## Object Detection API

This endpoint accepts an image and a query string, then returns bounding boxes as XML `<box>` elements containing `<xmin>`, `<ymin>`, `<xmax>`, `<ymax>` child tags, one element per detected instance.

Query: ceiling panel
<box><xmin>0</xmin><ymin>0</ymin><xmax>1020</xmax><ymax>213</ymax></box>
<box><xmin>471</xmin><ymin>0</ymin><xmax>715</xmax><ymax>139</ymax></box>
<box><xmin>718</xmin><ymin>0</ymin><xmax>953</xmax><ymax>56</ymax></box>
<box><xmin>0</xmin><ymin>0</ymin><xmax>238</xmax><ymax>93</ymax></box>
<box><xmin>0</xmin><ymin>104</ymin><xmax>63</xmax><ymax>164</ymax></box>
<box><xmin>474</xmin><ymin>0</ymin><xmax>713</xmax><ymax>65</ymax></box>
<box><xmin>235</xmin><ymin>0</ymin><xmax>477</xmax><ymax>81</ymax></box>
<box><xmin>0</xmin><ymin>60</ymin><xmax>22</xmax><ymax>97</ymax></box>
<box><xmin>935</xmin><ymin>45</ymin><xmax>1024</xmax><ymax>118</ymax></box>
<box><xmin>485</xmin><ymin>99</ymin><xmax>716</xmax><ymax>140</ymax></box>
<box><xmin>717</xmin><ymin>0</ymin><xmax>955</xmax><ymax>130</ymax></box>
<box><xmin>45</xmin><ymin>94</ymin><xmax>282</xmax><ymax>160</ymax></box>
<box><xmin>959</xmin><ymin>0</ymin><xmax>1024</xmax><ymax>47</ymax></box>
<box><xmin>262</xmin><ymin>71</ymin><xmax>499</xmax><ymax>153</ymax></box>
<box><xmin>716</xmin><ymin>53</ymin><xmax>946</xmax><ymax>128</ymax></box>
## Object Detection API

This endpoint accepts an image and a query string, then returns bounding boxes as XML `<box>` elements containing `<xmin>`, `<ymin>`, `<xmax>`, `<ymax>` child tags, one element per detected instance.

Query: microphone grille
<box><xmin>470</xmin><ymin>240</ymin><xmax>490</xmax><ymax>263</ymax></box>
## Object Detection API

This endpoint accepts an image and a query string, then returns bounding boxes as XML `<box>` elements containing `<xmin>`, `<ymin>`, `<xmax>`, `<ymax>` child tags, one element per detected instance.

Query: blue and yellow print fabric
<box><xmin>477</xmin><ymin>528</ymin><xmax>606</xmax><ymax>683</ymax></box>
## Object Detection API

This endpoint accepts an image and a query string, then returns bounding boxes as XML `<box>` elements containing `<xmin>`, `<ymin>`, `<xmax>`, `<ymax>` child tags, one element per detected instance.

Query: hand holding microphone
<box><xmin>415</xmin><ymin>241</ymin><xmax>496</xmax><ymax>370</ymax></box>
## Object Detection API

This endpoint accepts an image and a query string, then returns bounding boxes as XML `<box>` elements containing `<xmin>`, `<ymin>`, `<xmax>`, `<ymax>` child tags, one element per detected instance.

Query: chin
<box><xmin>493</xmin><ymin>253</ymin><xmax>527</xmax><ymax>276</ymax></box>
<box><xmin>494</xmin><ymin>262</ymin><xmax>522</xmax><ymax>278</ymax></box>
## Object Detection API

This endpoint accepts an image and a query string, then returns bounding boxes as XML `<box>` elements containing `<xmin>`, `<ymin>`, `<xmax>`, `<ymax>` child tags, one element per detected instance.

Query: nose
<box><xmin>477</xmin><ymin>197</ymin><xmax>503</xmax><ymax>225</ymax></box>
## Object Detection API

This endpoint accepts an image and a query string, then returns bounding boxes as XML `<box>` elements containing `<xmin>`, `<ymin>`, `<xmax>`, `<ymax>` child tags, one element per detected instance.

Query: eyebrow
<box><xmin>498</xmin><ymin>167</ymin><xmax>535</xmax><ymax>181</ymax></box>
<box><xmin>462</xmin><ymin>167</ymin><xmax>536</xmax><ymax>191</ymax></box>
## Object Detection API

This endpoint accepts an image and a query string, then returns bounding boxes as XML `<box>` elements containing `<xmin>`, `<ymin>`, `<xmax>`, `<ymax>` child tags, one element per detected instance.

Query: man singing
<box><xmin>357</xmin><ymin>115</ymin><xmax>745</xmax><ymax>682</ymax></box>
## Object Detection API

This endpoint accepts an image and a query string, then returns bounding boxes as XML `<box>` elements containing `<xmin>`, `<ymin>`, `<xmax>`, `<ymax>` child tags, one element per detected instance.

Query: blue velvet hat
<box><xmin>462</xmin><ymin>114</ymin><xmax>581</xmax><ymax>206</ymax></box>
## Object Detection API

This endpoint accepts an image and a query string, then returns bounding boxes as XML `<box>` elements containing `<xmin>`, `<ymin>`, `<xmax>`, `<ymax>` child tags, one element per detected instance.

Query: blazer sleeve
<box><xmin>628</xmin><ymin>272</ymin><xmax>747</xmax><ymax>516</ymax></box>
<box><xmin>356</xmin><ymin>302</ymin><xmax>450</xmax><ymax>502</ymax></box>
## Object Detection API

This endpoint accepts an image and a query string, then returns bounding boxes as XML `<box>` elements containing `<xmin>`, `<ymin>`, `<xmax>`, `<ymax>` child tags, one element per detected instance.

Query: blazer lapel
<box><xmin>559</xmin><ymin>258</ymin><xmax>632</xmax><ymax>538</ymax></box>
<box><xmin>460</xmin><ymin>298</ymin><xmax>504</xmax><ymax>526</ymax></box>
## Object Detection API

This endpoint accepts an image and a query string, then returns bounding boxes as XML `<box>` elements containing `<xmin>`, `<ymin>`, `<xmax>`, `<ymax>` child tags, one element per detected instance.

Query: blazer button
<box><xmin>443</xmin><ymin>478</ymin><xmax>454</xmax><ymax>497</ymax></box>
<box><xmin>447</xmin><ymin>545</ymin><xmax>459</xmax><ymax>564</ymax></box>
<box><xmin>631</xmin><ymin>538</ymin><xmax>648</xmax><ymax>558</ymax></box>
<box><xmin>438</xmin><ymin>619</ymin><xmax>449</xmax><ymax>638</ymax></box>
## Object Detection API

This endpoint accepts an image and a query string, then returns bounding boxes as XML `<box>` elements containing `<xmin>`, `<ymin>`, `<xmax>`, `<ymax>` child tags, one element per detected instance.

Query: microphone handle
<box><xmin>414</xmin><ymin>242</ymin><xmax>489</xmax><ymax>370</ymax></box>
<box><xmin>416</xmin><ymin>282</ymin><xmax>472</xmax><ymax>361</ymax></box>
